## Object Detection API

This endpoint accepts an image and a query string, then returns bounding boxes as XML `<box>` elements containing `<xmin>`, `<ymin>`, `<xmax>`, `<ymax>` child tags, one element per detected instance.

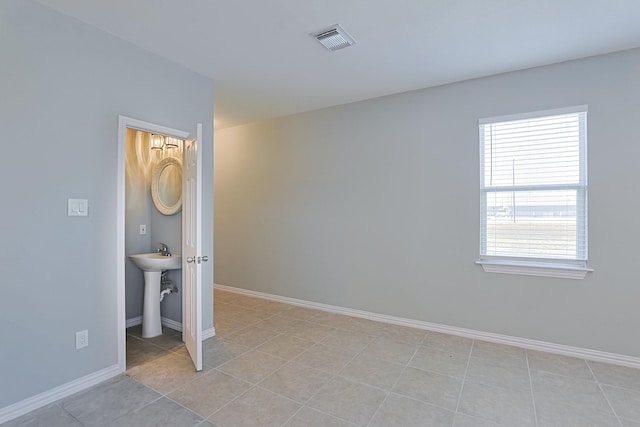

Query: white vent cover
<box><xmin>312</xmin><ymin>25</ymin><xmax>356</xmax><ymax>52</ymax></box>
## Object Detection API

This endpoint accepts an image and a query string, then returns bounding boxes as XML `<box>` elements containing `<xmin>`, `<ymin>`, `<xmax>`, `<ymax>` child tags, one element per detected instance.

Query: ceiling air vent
<box><xmin>312</xmin><ymin>25</ymin><xmax>356</xmax><ymax>52</ymax></box>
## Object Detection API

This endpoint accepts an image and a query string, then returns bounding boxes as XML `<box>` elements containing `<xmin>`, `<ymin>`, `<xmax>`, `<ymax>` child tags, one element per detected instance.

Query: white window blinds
<box><xmin>479</xmin><ymin>106</ymin><xmax>587</xmax><ymax>262</ymax></box>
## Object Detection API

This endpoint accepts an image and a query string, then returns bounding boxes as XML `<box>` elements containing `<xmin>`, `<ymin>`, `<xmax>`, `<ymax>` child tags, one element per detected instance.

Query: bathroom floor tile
<box><xmin>202</xmin><ymin>338</ymin><xmax>250</xmax><ymax>368</ymax></box>
<box><xmin>531</xmin><ymin>370</ymin><xmax>614</xmax><ymax>418</ymax></box>
<box><xmin>283</xmin><ymin>406</ymin><xmax>357</xmax><ymax>427</ymax></box>
<box><xmin>409</xmin><ymin>345</ymin><xmax>470</xmax><ymax>378</ymax></box>
<box><xmin>256</xmin><ymin>334</ymin><xmax>315</xmax><ymax>360</ymax></box>
<box><xmin>167</xmin><ymin>369</ymin><xmax>251</xmax><ymax>418</ymax></box>
<box><xmin>527</xmin><ymin>349</ymin><xmax>593</xmax><ymax>380</ymax></box>
<box><xmin>110</xmin><ymin>397</ymin><xmax>204</xmax><ymax>427</ymax></box>
<box><xmin>259</xmin><ymin>361</ymin><xmax>333</xmax><ymax>402</ymax></box>
<box><xmin>392</xmin><ymin>366</ymin><xmax>462</xmax><ymax>410</ymax></box>
<box><xmin>306</xmin><ymin>377</ymin><xmax>387</xmax><ymax>426</ymax></box>
<box><xmin>60</xmin><ymin>375</ymin><xmax>161</xmax><ymax>427</ymax></box>
<box><xmin>588</xmin><ymin>361</ymin><xmax>640</xmax><ymax>392</ymax></box>
<box><xmin>1</xmin><ymin>404</ymin><xmax>83</xmax><ymax>427</ymax></box>
<box><xmin>360</xmin><ymin>337</ymin><xmax>419</xmax><ymax>365</ymax></box>
<box><xmin>457</xmin><ymin>380</ymin><xmax>535</xmax><ymax>426</ymax></box>
<box><xmin>207</xmin><ymin>387</ymin><xmax>300</xmax><ymax>427</ymax></box>
<box><xmin>369</xmin><ymin>393</ymin><xmax>454</xmax><ymax>427</ymax></box>
<box><xmin>126</xmin><ymin>350</ymin><xmax>210</xmax><ymax>394</ymax></box>
<box><xmin>217</xmin><ymin>349</ymin><xmax>286</xmax><ymax>384</ymax></box>
<box><xmin>339</xmin><ymin>353</ymin><xmax>404</xmax><ymax>390</ymax></box>
<box><xmin>293</xmin><ymin>343</ymin><xmax>356</xmax><ymax>374</ymax></box>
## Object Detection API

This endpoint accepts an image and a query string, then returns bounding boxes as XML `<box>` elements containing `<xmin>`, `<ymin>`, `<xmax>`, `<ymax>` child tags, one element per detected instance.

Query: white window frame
<box><xmin>476</xmin><ymin>106</ymin><xmax>592</xmax><ymax>279</ymax></box>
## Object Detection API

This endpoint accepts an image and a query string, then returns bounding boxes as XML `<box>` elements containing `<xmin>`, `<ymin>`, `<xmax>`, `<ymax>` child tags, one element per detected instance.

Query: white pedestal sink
<box><xmin>128</xmin><ymin>253</ymin><xmax>182</xmax><ymax>338</ymax></box>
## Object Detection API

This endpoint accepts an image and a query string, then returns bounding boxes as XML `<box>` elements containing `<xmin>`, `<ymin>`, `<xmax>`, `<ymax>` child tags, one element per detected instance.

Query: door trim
<box><xmin>116</xmin><ymin>116</ymin><xmax>190</xmax><ymax>372</ymax></box>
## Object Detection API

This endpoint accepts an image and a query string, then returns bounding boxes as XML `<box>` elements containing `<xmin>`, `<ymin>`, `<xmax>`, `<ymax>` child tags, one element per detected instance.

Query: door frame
<box><xmin>116</xmin><ymin>115</ymin><xmax>190</xmax><ymax>372</ymax></box>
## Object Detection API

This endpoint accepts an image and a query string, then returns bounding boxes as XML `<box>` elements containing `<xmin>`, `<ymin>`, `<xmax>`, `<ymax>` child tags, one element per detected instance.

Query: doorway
<box><xmin>116</xmin><ymin>116</ymin><xmax>203</xmax><ymax>372</ymax></box>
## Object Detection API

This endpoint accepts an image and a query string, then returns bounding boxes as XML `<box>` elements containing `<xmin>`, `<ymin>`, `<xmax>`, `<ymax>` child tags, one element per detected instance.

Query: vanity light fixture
<box><xmin>150</xmin><ymin>134</ymin><xmax>165</xmax><ymax>151</ymax></box>
<box><xmin>165</xmin><ymin>136</ymin><xmax>180</xmax><ymax>149</ymax></box>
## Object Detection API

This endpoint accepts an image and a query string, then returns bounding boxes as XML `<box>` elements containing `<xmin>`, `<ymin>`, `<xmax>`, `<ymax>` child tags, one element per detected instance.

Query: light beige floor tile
<box><xmin>141</xmin><ymin>329</ymin><xmax>183</xmax><ymax>351</ymax></box>
<box><xmin>458</xmin><ymin>381</ymin><xmax>535</xmax><ymax>426</ymax></box>
<box><xmin>168</xmin><ymin>369</ymin><xmax>251</xmax><ymax>418</ymax></box>
<box><xmin>321</xmin><ymin>329</ymin><xmax>374</xmax><ymax>354</ymax></box>
<box><xmin>531</xmin><ymin>370</ymin><xmax>614</xmax><ymax>418</ymax></box>
<box><xmin>409</xmin><ymin>346</ymin><xmax>469</xmax><ymax>378</ymax></box>
<box><xmin>284</xmin><ymin>406</ymin><xmax>357</xmax><ymax>426</ymax></box>
<box><xmin>223</xmin><ymin>326</ymin><xmax>280</xmax><ymax>348</ymax></box>
<box><xmin>589</xmin><ymin>361</ymin><xmax>640</xmax><ymax>392</ymax></box>
<box><xmin>465</xmin><ymin>355</ymin><xmax>530</xmax><ymax>391</ymax></box>
<box><xmin>61</xmin><ymin>375</ymin><xmax>161</xmax><ymax>427</ymax></box>
<box><xmin>453</xmin><ymin>412</ymin><xmax>503</xmax><ymax>427</ymax></box>
<box><xmin>212</xmin><ymin>317</ymin><xmax>247</xmax><ymax>337</ymax></box>
<box><xmin>202</xmin><ymin>338</ymin><xmax>251</xmax><ymax>368</ymax></box>
<box><xmin>535</xmin><ymin>399</ymin><xmax>621</xmax><ymax>427</ymax></box>
<box><xmin>376</xmin><ymin>324</ymin><xmax>426</xmax><ymax>346</ymax></box>
<box><xmin>369</xmin><ymin>393</ymin><xmax>454</xmax><ymax>427</ymax></box>
<box><xmin>229</xmin><ymin>295</ymin><xmax>269</xmax><ymax>309</ymax></box>
<box><xmin>126</xmin><ymin>335</ymin><xmax>170</xmax><ymax>369</ymax></box>
<box><xmin>471</xmin><ymin>341</ymin><xmax>526</xmax><ymax>364</ymax></box>
<box><xmin>361</xmin><ymin>337</ymin><xmax>419</xmax><ymax>365</ymax></box>
<box><xmin>287</xmin><ymin>321</ymin><xmax>335</xmax><ymax>342</ymax></box>
<box><xmin>602</xmin><ymin>384</ymin><xmax>640</xmax><ymax>422</ymax></box>
<box><xmin>527</xmin><ymin>350</ymin><xmax>593</xmax><ymax>380</ymax></box>
<box><xmin>254</xmin><ymin>315</ymin><xmax>303</xmax><ymax>333</ymax></box>
<box><xmin>257</xmin><ymin>300</ymin><xmax>295</xmax><ymax>315</ymax></box>
<box><xmin>110</xmin><ymin>397</ymin><xmax>203</xmax><ymax>427</ymax></box>
<box><xmin>285</xmin><ymin>306</ymin><xmax>323</xmax><ymax>321</ymax></box>
<box><xmin>339</xmin><ymin>354</ymin><xmax>404</xmax><ymax>390</ymax></box>
<box><xmin>207</xmin><ymin>387</ymin><xmax>300</xmax><ymax>427</ymax></box>
<box><xmin>259</xmin><ymin>361</ymin><xmax>333</xmax><ymax>402</ymax></box>
<box><xmin>217</xmin><ymin>349</ymin><xmax>286</xmax><ymax>384</ymax></box>
<box><xmin>392</xmin><ymin>366</ymin><xmax>462</xmax><ymax>410</ymax></box>
<box><xmin>126</xmin><ymin>351</ymin><xmax>210</xmax><ymax>394</ymax></box>
<box><xmin>256</xmin><ymin>334</ymin><xmax>315</xmax><ymax>359</ymax></box>
<box><xmin>293</xmin><ymin>343</ymin><xmax>356</xmax><ymax>373</ymax></box>
<box><xmin>310</xmin><ymin>311</ymin><xmax>355</xmax><ymax>329</ymax></box>
<box><xmin>225</xmin><ymin>307</ymin><xmax>273</xmax><ymax>325</ymax></box>
<box><xmin>2</xmin><ymin>404</ymin><xmax>83</xmax><ymax>427</ymax></box>
<box><xmin>421</xmin><ymin>331</ymin><xmax>473</xmax><ymax>355</ymax></box>
<box><xmin>306</xmin><ymin>377</ymin><xmax>387</xmax><ymax>426</ymax></box>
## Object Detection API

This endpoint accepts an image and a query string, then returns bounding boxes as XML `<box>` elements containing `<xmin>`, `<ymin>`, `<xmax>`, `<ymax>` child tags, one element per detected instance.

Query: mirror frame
<box><xmin>151</xmin><ymin>156</ymin><xmax>182</xmax><ymax>215</ymax></box>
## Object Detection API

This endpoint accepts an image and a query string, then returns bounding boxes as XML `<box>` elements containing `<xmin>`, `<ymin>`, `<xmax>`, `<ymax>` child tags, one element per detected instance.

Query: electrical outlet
<box><xmin>139</xmin><ymin>224</ymin><xmax>147</xmax><ymax>235</ymax></box>
<box><xmin>76</xmin><ymin>330</ymin><xmax>88</xmax><ymax>349</ymax></box>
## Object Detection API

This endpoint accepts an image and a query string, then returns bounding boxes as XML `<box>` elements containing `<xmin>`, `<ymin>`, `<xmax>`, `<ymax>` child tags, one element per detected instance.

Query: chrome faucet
<box><xmin>157</xmin><ymin>243</ymin><xmax>170</xmax><ymax>256</ymax></box>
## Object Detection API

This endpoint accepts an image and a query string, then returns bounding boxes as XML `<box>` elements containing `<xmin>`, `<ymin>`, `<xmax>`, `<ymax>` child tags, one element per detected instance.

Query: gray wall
<box><xmin>124</xmin><ymin>129</ymin><xmax>182</xmax><ymax>322</ymax></box>
<box><xmin>0</xmin><ymin>0</ymin><xmax>214</xmax><ymax>409</ymax></box>
<box><xmin>215</xmin><ymin>47</ymin><xmax>640</xmax><ymax>358</ymax></box>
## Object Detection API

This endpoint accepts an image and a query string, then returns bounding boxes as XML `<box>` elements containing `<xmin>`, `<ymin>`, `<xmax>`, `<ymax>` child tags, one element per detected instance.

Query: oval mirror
<box><xmin>151</xmin><ymin>157</ymin><xmax>182</xmax><ymax>215</ymax></box>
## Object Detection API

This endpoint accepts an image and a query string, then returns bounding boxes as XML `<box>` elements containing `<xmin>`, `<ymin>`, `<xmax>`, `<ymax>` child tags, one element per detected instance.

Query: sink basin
<box><xmin>128</xmin><ymin>253</ymin><xmax>182</xmax><ymax>272</ymax></box>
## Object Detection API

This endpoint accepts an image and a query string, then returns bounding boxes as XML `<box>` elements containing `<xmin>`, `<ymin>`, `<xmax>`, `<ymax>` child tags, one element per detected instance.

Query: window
<box><xmin>477</xmin><ymin>106</ymin><xmax>590</xmax><ymax>279</ymax></box>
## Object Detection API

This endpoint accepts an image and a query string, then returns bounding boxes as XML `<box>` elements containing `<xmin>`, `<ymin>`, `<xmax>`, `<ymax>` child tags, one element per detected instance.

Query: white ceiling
<box><xmin>35</xmin><ymin>0</ymin><xmax>640</xmax><ymax>129</ymax></box>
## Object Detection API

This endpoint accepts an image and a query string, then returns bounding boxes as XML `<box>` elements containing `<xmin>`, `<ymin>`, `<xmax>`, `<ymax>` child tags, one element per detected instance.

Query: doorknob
<box><xmin>187</xmin><ymin>257</ymin><xmax>196</xmax><ymax>263</ymax></box>
<box><xmin>200</xmin><ymin>256</ymin><xmax>209</xmax><ymax>263</ymax></box>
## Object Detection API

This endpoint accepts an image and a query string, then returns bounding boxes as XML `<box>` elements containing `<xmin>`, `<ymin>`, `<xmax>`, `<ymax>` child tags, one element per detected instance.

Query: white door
<box><xmin>182</xmin><ymin>123</ymin><xmax>203</xmax><ymax>371</ymax></box>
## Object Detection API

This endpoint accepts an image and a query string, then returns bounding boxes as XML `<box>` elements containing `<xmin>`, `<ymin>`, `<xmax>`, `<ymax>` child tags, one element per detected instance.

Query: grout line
<box><xmin>452</xmin><ymin>339</ymin><xmax>474</xmax><ymax>426</ymax></box>
<box><xmin>585</xmin><ymin>360</ymin><xmax>624</xmax><ymax>427</ymax></box>
<box><xmin>525</xmin><ymin>349</ymin><xmax>539</xmax><ymax>427</ymax></box>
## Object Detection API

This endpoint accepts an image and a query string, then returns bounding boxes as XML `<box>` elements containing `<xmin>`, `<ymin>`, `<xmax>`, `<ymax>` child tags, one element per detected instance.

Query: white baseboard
<box><xmin>0</xmin><ymin>364</ymin><xmax>121</xmax><ymax>424</ymax></box>
<box><xmin>203</xmin><ymin>327</ymin><xmax>216</xmax><ymax>340</ymax></box>
<box><xmin>126</xmin><ymin>316</ymin><xmax>142</xmax><ymax>328</ymax></box>
<box><xmin>214</xmin><ymin>283</ymin><xmax>640</xmax><ymax>369</ymax></box>
<box><xmin>126</xmin><ymin>316</ymin><xmax>182</xmax><ymax>332</ymax></box>
<box><xmin>127</xmin><ymin>316</ymin><xmax>214</xmax><ymax>339</ymax></box>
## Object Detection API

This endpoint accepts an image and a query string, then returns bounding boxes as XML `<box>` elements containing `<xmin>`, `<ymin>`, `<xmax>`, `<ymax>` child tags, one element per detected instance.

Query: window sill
<box><xmin>475</xmin><ymin>259</ymin><xmax>593</xmax><ymax>279</ymax></box>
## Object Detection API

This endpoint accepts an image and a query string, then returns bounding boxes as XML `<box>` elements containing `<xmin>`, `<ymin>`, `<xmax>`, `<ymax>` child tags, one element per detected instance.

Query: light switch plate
<box><xmin>139</xmin><ymin>224</ymin><xmax>147</xmax><ymax>235</ymax></box>
<box><xmin>68</xmin><ymin>199</ymin><xmax>88</xmax><ymax>217</ymax></box>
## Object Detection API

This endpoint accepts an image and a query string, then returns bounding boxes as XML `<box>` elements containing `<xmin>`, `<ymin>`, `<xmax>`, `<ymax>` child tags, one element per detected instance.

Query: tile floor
<box><xmin>5</xmin><ymin>289</ymin><xmax>640</xmax><ymax>426</ymax></box>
